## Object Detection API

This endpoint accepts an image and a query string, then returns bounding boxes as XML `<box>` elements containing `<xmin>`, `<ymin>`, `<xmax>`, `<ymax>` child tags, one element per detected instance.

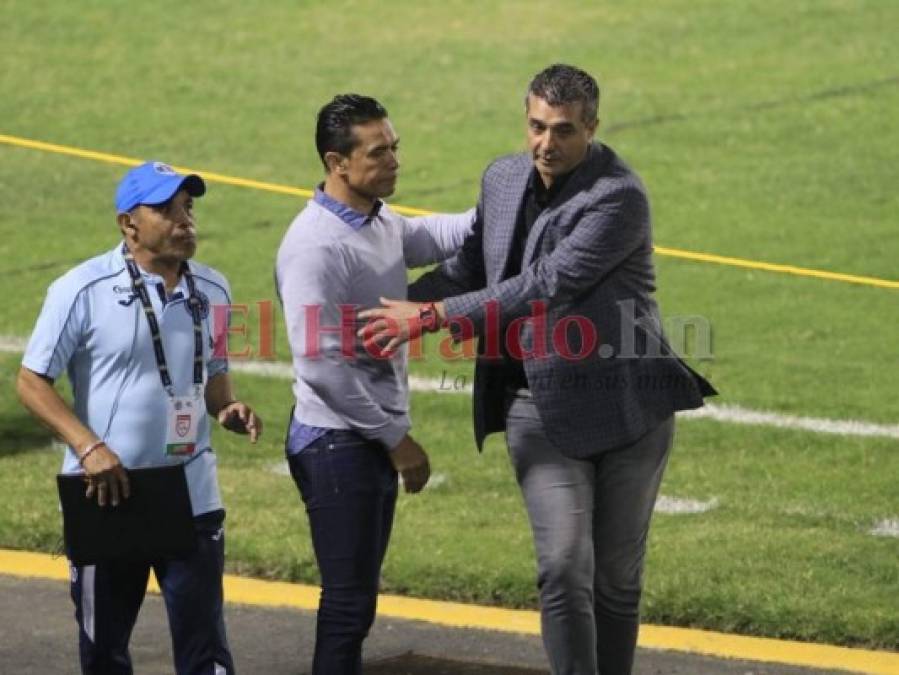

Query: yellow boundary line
<box><xmin>653</xmin><ymin>246</ymin><xmax>898</xmax><ymax>289</ymax></box>
<box><xmin>1</xmin><ymin>549</ymin><xmax>896</xmax><ymax>674</ymax></box>
<box><xmin>2</xmin><ymin>132</ymin><xmax>897</xmax><ymax>290</ymax></box>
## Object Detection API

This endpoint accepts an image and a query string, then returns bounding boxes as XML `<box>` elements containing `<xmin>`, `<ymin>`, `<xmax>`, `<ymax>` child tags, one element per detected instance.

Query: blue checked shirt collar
<box><xmin>313</xmin><ymin>185</ymin><xmax>382</xmax><ymax>231</ymax></box>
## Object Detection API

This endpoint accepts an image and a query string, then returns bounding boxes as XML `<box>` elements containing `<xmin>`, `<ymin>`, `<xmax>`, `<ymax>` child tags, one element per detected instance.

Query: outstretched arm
<box><xmin>401</xmin><ymin>208</ymin><xmax>475</xmax><ymax>267</ymax></box>
<box><xmin>363</xmin><ymin>185</ymin><xmax>649</xmax><ymax>349</ymax></box>
<box><xmin>407</xmin><ymin>197</ymin><xmax>488</xmax><ymax>302</ymax></box>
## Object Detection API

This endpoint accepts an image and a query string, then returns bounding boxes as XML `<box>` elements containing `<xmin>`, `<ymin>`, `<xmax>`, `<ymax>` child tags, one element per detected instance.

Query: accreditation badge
<box><xmin>166</xmin><ymin>396</ymin><xmax>201</xmax><ymax>456</ymax></box>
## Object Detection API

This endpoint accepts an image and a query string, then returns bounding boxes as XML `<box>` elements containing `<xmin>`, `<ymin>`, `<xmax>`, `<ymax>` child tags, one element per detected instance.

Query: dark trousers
<box><xmin>505</xmin><ymin>389</ymin><xmax>674</xmax><ymax>675</ymax></box>
<box><xmin>288</xmin><ymin>430</ymin><xmax>398</xmax><ymax>675</ymax></box>
<box><xmin>69</xmin><ymin>510</ymin><xmax>234</xmax><ymax>675</ymax></box>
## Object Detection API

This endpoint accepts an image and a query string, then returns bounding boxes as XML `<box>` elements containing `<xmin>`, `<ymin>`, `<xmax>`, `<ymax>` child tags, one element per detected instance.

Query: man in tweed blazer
<box><xmin>360</xmin><ymin>64</ymin><xmax>715</xmax><ymax>675</ymax></box>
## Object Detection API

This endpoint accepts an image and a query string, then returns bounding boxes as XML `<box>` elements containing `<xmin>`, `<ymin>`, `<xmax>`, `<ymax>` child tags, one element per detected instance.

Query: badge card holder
<box><xmin>166</xmin><ymin>396</ymin><xmax>200</xmax><ymax>456</ymax></box>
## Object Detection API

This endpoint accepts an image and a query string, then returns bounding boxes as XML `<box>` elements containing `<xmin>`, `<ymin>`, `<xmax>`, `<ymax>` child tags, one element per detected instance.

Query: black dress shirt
<box><xmin>500</xmin><ymin>169</ymin><xmax>573</xmax><ymax>389</ymax></box>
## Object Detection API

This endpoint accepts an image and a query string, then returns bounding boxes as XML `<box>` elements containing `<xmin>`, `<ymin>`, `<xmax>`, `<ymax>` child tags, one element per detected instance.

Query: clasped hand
<box><xmin>357</xmin><ymin>297</ymin><xmax>427</xmax><ymax>356</ymax></box>
<box><xmin>82</xmin><ymin>443</ymin><xmax>130</xmax><ymax>507</ymax></box>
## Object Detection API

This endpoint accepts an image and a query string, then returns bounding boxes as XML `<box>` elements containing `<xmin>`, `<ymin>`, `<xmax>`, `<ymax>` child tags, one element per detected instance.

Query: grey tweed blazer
<box><xmin>410</xmin><ymin>142</ymin><xmax>715</xmax><ymax>458</ymax></box>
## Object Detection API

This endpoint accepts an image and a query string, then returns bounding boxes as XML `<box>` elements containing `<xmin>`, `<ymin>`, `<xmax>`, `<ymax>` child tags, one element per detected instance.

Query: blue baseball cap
<box><xmin>115</xmin><ymin>161</ymin><xmax>206</xmax><ymax>213</ymax></box>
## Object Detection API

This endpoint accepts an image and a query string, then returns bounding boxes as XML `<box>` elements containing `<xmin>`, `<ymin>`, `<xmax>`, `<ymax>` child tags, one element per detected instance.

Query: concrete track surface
<box><xmin>0</xmin><ymin>575</ymin><xmax>853</xmax><ymax>675</ymax></box>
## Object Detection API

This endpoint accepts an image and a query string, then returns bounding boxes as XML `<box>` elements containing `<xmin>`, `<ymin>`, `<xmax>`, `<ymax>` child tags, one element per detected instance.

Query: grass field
<box><xmin>1</xmin><ymin>0</ymin><xmax>897</xmax><ymax>650</ymax></box>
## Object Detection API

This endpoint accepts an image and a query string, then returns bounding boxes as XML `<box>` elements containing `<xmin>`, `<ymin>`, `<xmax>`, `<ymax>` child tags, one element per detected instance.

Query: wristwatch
<box><xmin>417</xmin><ymin>302</ymin><xmax>441</xmax><ymax>333</ymax></box>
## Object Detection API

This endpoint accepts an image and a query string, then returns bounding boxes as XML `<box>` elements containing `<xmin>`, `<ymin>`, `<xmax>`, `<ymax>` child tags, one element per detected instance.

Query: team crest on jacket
<box><xmin>176</xmin><ymin>414</ymin><xmax>192</xmax><ymax>437</ymax></box>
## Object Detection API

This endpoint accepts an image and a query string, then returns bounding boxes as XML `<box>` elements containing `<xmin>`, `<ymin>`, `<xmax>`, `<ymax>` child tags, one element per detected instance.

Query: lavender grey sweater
<box><xmin>276</xmin><ymin>196</ymin><xmax>474</xmax><ymax>449</ymax></box>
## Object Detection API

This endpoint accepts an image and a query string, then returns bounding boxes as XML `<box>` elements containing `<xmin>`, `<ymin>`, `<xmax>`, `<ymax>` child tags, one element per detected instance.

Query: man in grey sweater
<box><xmin>275</xmin><ymin>94</ymin><xmax>473</xmax><ymax>675</ymax></box>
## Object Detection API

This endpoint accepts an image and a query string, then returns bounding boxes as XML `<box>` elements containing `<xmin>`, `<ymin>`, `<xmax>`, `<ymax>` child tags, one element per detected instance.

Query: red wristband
<box><xmin>78</xmin><ymin>440</ymin><xmax>104</xmax><ymax>467</ymax></box>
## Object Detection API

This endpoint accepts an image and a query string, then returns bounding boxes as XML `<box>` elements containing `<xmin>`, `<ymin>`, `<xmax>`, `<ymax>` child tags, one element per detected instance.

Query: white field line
<box><xmin>267</xmin><ymin>461</ymin><xmax>291</xmax><ymax>477</ymax></box>
<box><xmin>654</xmin><ymin>496</ymin><xmax>719</xmax><ymax>515</ymax></box>
<box><xmin>0</xmin><ymin>336</ymin><xmax>27</xmax><ymax>351</ymax></box>
<box><xmin>870</xmin><ymin>519</ymin><xmax>899</xmax><ymax>538</ymax></box>
<box><xmin>268</xmin><ymin>454</ymin><xmax>694</xmax><ymax>513</ymax></box>
<box><xmin>677</xmin><ymin>403</ymin><xmax>899</xmax><ymax>439</ymax></box>
<box><xmin>3</xmin><ymin>336</ymin><xmax>898</xmax><ymax>440</ymax></box>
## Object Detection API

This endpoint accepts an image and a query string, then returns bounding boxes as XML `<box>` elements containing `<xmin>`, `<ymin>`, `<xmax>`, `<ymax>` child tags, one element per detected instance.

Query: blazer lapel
<box><xmin>522</xmin><ymin>143</ymin><xmax>607</xmax><ymax>265</ymax></box>
<box><xmin>488</xmin><ymin>164</ymin><xmax>530</xmax><ymax>285</ymax></box>
<box><xmin>522</xmin><ymin>209</ymin><xmax>552</xmax><ymax>266</ymax></box>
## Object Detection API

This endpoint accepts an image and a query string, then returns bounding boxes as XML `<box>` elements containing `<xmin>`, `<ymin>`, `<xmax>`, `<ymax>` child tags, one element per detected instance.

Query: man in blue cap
<box><xmin>17</xmin><ymin>161</ymin><xmax>262</xmax><ymax>675</ymax></box>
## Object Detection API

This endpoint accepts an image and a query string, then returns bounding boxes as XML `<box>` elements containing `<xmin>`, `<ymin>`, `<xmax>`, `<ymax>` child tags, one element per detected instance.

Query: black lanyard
<box><xmin>122</xmin><ymin>244</ymin><xmax>205</xmax><ymax>396</ymax></box>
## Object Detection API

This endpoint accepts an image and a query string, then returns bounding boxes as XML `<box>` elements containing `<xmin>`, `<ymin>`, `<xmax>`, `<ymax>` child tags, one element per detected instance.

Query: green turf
<box><xmin>2</xmin><ymin>353</ymin><xmax>898</xmax><ymax>648</ymax></box>
<box><xmin>2</xmin><ymin>0</ymin><xmax>898</xmax><ymax>650</ymax></box>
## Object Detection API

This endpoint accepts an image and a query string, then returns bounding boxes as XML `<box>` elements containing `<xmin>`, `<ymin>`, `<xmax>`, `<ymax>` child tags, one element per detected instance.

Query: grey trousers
<box><xmin>504</xmin><ymin>389</ymin><xmax>674</xmax><ymax>675</ymax></box>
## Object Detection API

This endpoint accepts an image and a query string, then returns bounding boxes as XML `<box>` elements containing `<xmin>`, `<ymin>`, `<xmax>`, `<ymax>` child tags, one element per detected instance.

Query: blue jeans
<box><xmin>287</xmin><ymin>430</ymin><xmax>398</xmax><ymax>675</ymax></box>
<box><xmin>69</xmin><ymin>510</ymin><xmax>233</xmax><ymax>675</ymax></box>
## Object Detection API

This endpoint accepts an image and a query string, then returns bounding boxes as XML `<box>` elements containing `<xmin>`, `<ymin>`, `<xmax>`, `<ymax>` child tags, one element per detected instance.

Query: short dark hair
<box><xmin>526</xmin><ymin>64</ymin><xmax>600</xmax><ymax>123</ymax></box>
<box><xmin>315</xmin><ymin>94</ymin><xmax>388</xmax><ymax>170</ymax></box>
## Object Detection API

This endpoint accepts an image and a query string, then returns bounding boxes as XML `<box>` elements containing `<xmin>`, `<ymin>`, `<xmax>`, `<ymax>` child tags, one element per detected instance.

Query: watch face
<box><xmin>418</xmin><ymin>305</ymin><xmax>437</xmax><ymax>331</ymax></box>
